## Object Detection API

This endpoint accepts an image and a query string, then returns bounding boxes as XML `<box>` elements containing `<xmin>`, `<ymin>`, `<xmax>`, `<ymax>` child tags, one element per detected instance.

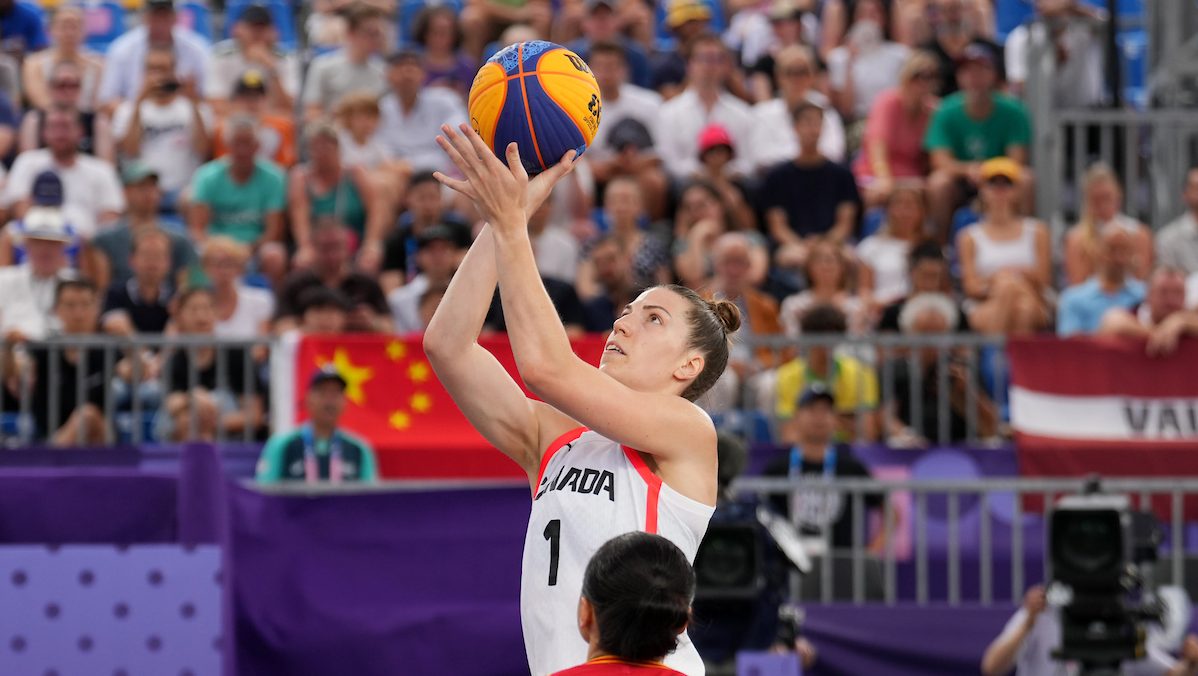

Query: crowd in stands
<box><xmin>0</xmin><ymin>0</ymin><xmax>1195</xmax><ymax>448</ymax></box>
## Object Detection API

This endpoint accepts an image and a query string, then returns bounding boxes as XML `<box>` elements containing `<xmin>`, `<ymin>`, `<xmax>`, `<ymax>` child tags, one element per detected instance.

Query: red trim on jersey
<box><xmin>621</xmin><ymin>446</ymin><xmax>662</xmax><ymax>534</ymax></box>
<box><xmin>533</xmin><ymin>426</ymin><xmax>588</xmax><ymax>496</ymax></box>
<box><xmin>551</xmin><ymin>656</ymin><xmax>686</xmax><ymax>675</ymax></box>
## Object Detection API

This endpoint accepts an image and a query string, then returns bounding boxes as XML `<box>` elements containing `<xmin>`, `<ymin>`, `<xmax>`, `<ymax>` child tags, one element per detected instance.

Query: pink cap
<box><xmin>697</xmin><ymin>124</ymin><xmax>734</xmax><ymax>156</ymax></box>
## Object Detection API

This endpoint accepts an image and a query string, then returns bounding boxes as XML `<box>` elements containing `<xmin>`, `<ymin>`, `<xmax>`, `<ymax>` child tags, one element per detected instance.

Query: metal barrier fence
<box><xmin>730</xmin><ymin>476</ymin><xmax>1198</xmax><ymax>608</ymax></box>
<box><xmin>0</xmin><ymin>335</ymin><xmax>273</xmax><ymax>446</ymax></box>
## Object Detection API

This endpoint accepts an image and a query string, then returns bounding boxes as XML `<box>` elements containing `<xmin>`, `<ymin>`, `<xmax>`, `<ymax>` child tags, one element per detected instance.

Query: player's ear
<box><xmin>673</xmin><ymin>354</ymin><xmax>704</xmax><ymax>385</ymax></box>
<box><xmin>577</xmin><ymin>596</ymin><xmax>596</xmax><ymax>643</ymax></box>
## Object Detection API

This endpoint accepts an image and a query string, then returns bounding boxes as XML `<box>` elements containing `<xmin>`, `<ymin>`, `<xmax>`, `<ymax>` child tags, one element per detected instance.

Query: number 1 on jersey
<box><xmin>543</xmin><ymin>519</ymin><xmax>561</xmax><ymax>586</ymax></box>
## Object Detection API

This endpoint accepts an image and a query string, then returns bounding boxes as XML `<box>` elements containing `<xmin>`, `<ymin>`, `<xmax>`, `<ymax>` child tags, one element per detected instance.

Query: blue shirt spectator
<box><xmin>1057</xmin><ymin>224</ymin><xmax>1146</xmax><ymax>337</ymax></box>
<box><xmin>0</xmin><ymin>0</ymin><xmax>48</xmax><ymax>54</ymax></box>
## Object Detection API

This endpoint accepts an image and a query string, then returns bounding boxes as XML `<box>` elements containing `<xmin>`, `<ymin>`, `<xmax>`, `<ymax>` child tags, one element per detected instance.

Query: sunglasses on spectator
<box><xmin>781</xmin><ymin>67</ymin><xmax>813</xmax><ymax>78</ymax></box>
<box><xmin>52</xmin><ymin>80</ymin><xmax>82</xmax><ymax>89</ymax></box>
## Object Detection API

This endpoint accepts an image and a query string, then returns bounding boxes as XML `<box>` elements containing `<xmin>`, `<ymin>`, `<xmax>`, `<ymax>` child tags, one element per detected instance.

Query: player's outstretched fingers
<box><xmin>438</xmin><ymin>124</ymin><xmax>484</xmax><ymax>184</ymax></box>
<box><xmin>432</xmin><ymin>170</ymin><xmax>477</xmax><ymax>201</ymax></box>
<box><xmin>460</xmin><ymin>123</ymin><xmax>504</xmax><ymax>170</ymax></box>
<box><xmin>505</xmin><ymin>142</ymin><xmax>529</xmax><ymax>184</ymax></box>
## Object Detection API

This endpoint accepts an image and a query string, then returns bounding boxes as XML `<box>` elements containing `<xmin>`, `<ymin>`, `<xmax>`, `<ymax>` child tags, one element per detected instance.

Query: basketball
<box><xmin>468</xmin><ymin>40</ymin><xmax>602</xmax><ymax>175</ymax></box>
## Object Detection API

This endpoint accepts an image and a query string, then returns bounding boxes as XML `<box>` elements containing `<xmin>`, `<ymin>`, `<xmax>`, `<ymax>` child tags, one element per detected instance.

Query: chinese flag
<box><xmin>294</xmin><ymin>334</ymin><xmax>607</xmax><ymax>479</ymax></box>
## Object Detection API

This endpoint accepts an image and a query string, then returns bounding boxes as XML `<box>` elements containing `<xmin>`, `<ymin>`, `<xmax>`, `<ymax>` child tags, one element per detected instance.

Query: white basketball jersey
<box><xmin>520</xmin><ymin>428</ymin><xmax>715</xmax><ymax>676</ymax></box>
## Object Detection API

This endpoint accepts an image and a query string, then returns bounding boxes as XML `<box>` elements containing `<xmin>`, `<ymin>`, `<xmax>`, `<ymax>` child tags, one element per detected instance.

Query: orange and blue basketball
<box><xmin>468</xmin><ymin>41</ymin><xmax>602</xmax><ymax>175</ymax></box>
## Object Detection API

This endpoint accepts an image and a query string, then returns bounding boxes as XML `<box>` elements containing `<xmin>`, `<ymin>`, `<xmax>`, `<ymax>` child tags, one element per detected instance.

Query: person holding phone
<box><xmin>112</xmin><ymin>46</ymin><xmax>212</xmax><ymax>212</ymax></box>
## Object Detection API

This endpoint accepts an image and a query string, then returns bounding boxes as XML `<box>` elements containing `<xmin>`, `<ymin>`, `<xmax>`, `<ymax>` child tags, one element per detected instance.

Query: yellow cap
<box><xmin>980</xmin><ymin>156</ymin><xmax>1023</xmax><ymax>182</ymax></box>
<box><xmin>666</xmin><ymin>0</ymin><xmax>712</xmax><ymax>28</ymax></box>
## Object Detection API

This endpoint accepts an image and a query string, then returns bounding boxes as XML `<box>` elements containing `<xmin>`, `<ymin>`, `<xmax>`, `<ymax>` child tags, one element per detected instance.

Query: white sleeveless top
<box><xmin>971</xmin><ymin>218</ymin><xmax>1039</xmax><ymax>280</ymax></box>
<box><xmin>521</xmin><ymin>428</ymin><xmax>715</xmax><ymax>676</ymax></box>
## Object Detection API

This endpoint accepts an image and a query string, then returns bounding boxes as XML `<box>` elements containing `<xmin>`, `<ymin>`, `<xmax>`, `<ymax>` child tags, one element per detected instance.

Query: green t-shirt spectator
<box><xmin>256</xmin><ymin>425</ymin><xmax>379</xmax><ymax>484</ymax></box>
<box><xmin>923</xmin><ymin>92</ymin><xmax>1031</xmax><ymax>162</ymax></box>
<box><xmin>190</xmin><ymin>157</ymin><xmax>286</xmax><ymax>245</ymax></box>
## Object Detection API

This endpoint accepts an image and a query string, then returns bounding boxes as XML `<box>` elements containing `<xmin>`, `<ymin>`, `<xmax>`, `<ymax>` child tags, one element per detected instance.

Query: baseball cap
<box><xmin>768</xmin><ymin>0</ymin><xmax>804</xmax><ymax>21</ymax></box>
<box><xmin>233</xmin><ymin>69</ymin><xmax>267</xmax><ymax>96</ymax></box>
<box><xmin>697</xmin><ymin>123</ymin><xmax>734</xmax><ymax>156</ymax></box>
<box><xmin>958</xmin><ymin>42</ymin><xmax>997</xmax><ymax>69</ymax></box>
<box><xmin>797</xmin><ymin>382</ymin><xmax>836</xmax><ymax>409</ymax></box>
<box><xmin>309</xmin><ymin>364</ymin><xmax>347</xmax><ymax>389</ymax></box>
<box><xmin>32</xmin><ymin>171</ymin><xmax>63</xmax><ymax>207</ymax></box>
<box><xmin>416</xmin><ymin>224</ymin><xmax>459</xmax><ymax>249</ymax></box>
<box><xmin>606</xmin><ymin>117</ymin><xmax>654</xmax><ymax>152</ymax></box>
<box><xmin>239</xmin><ymin>3</ymin><xmax>272</xmax><ymax>25</ymax></box>
<box><xmin>22</xmin><ymin>207</ymin><xmax>73</xmax><ymax>243</ymax></box>
<box><xmin>121</xmin><ymin>160</ymin><xmax>160</xmax><ymax>186</ymax></box>
<box><xmin>980</xmin><ymin>156</ymin><xmax>1022</xmax><ymax>182</ymax></box>
<box><xmin>666</xmin><ymin>0</ymin><xmax>711</xmax><ymax>28</ymax></box>
<box><xmin>145</xmin><ymin>0</ymin><xmax>174</xmax><ymax>11</ymax></box>
<box><xmin>586</xmin><ymin>0</ymin><xmax>617</xmax><ymax>12</ymax></box>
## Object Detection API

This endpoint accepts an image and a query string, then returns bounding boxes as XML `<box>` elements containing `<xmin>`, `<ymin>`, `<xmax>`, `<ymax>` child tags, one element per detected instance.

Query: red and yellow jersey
<box><xmin>551</xmin><ymin>656</ymin><xmax>689</xmax><ymax>676</ymax></box>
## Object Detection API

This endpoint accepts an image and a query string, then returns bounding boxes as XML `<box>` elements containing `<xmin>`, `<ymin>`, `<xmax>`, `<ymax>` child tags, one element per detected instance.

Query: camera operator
<box><xmin>982</xmin><ymin>584</ymin><xmax>1198</xmax><ymax>676</ymax></box>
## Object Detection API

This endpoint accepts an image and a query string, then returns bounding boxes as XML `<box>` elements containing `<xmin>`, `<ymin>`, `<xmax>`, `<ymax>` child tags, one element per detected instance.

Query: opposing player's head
<box><xmin>577</xmin><ymin>532</ymin><xmax>695</xmax><ymax>662</ymax></box>
<box><xmin>600</xmin><ymin>285</ymin><xmax>740</xmax><ymax>401</ymax></box>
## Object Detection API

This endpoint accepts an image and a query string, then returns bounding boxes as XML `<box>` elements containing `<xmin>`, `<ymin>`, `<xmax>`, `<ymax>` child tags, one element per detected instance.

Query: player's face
<box><xmin>601</xmin><ymin>287</ymin><xmax>699</xmax><ymax>396</ymax></box>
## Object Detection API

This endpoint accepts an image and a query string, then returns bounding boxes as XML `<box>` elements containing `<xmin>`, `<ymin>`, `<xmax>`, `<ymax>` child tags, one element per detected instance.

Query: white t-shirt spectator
<box><xmin>388</xmin><ymin>274</ymin><xmax>429</xmax><ymax>334</ymax></box>
<box><xmin>856</xmin><ymin>233</ymin><xmax>912</xmax><ymax>305</ymax></box>
<box><xmin>1006</xmin><ymin>19</ymin><xmax>1104</xmax><ymax>108</ymax></box>
<box><xmin>97</xmin><ymin>26</ymin><xmax>212</xmax><ymax>106</ymax></box>
<box><xmin>338</xmin><ymin>128</ymin><xmax>389</xmax><ymax>171</ymax></box>
<box><xmin>2</xmin><ymin>150</ymin><xmax>125</xmax><ymax>237</ymax></box>
<box><xmin>0</xmin><ymin>264</ymin><xmax>76</xmax><ymax>339</ymax></box>
<box><xmin>377</xmin><ymin>88</ymin><xmax>467</xmax><ymax>174</ymax></box>
<box><xmin>751</xmin><ymin>90</ymin><xmax>846</xmax><ymax>170</ymax></box>
<box><xmin>827</xmin><ymin>42</ymin><xmax>909</xmax><ymax>119</ymax></box>
<box><xmin>112</xmin><ymin>97</ymin><xmax>213</xmax><ymax>194</ymax></box>
<box><xmin>534</xmin><ymin>226</ymin><xmax>580</xmax><ymax>285</ymax></box>
<box><xmin>587</xmin><ymin>84</ymin><xmax>661</xmax><ymax>162</ymax></box>
<box><xmin>214</xmin><ymin>285</ymin><xmax>275</xmax><ymax>338</ymax></box>
<box><xmin>655</xmin><ymin>88</ymin><xmax>756</xmax><ymax>180</ymax></box>
<box><xmin>206</xmin><ymin>40</ymin><xmax>300</xmax><ymax>101</ymax></box>
<box><xmin>302</xmin><ymin>51</ymin><xmax>385</xmax><ymax>113</ymax></box>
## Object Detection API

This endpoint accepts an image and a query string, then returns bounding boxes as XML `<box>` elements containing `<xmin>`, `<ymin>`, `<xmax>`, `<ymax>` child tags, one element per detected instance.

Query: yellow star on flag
<box><xmin>410</xmin><ymin>392</ymin><xmax>432</xmax><ymax>413</ymax></box>
<box><xmin>386</xmin><ymin>340</ymin><xmax>407</xmax><ymax>362</ymax></box>
<box><xmin>389</xmin><ymin>410</ymin><xmax>411</xmax><ymax>430</ymax></box>
<box><xmin>409</xmin><ymin>361</ymin><xmax>431</xmax><ymax>383</ymax></box>
<box><xmin>329</xmin><ymin>348</ymin><xmax>374</xmax><ymax>405</ymax></box>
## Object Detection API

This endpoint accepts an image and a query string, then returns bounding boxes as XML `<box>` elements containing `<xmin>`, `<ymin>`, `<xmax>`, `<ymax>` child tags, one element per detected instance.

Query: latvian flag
<box><xmin>1010</xmin><ymin>337</ymin><xmax>1198</xmax><ymax>481</ymax></box>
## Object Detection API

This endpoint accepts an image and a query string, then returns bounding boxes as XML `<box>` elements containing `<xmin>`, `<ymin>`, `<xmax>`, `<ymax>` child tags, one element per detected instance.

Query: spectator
<box><xmin>206</xmin><ymin>3</ymin><xmax>299</xmax><ymax>114</ymax></box>
<box><xmin>275</xmin><ymin>219</ymin><xmax>391</xmax><ymax>333</ymax></box>
<box><xmin>380</xmin><ymin>171</ymin><xmax>472</xmax><ymax>293</ymax></box>
<box><xmin>97</xmin><ymin>0</ymin><xmax>211</xmax><ymax>110</ymax></box>
<box><xmin>857</xmin><ymin>183</ymin><xmax>926</xmax><ymax>311</ymax></box>
<box><xmin>334</xmin><ymin>91</ymin><xmax>389</xmax><ymax>172</ymax></box>
<box><xmin>412</xmin><ymin>7</ymin><xmax>475</xmax><ymax>98</ymax></box>
<box><xmin>752</xmin><ymin>44</ymin><xmax>847</xmax><ymax>169</ymax></box>
<box><xmin>19</xmin><ymin>61</ymin><xmax>113</xmax><ymax>160</ymax></box>
<box><xmin>772</xmin><ymin>304</ymin><xmax>879</xmax><ymax>440</ymax></box>
<box><xmin>256</xmin><ymin>365</ymin><xmax>379</xmax><ymax>484</ymax></box>
<box><xmin>528</xmin><ymin>201</ymin><xmax>580</xmax><ymax>285</ymax></box>
<box><xmin>460</xmin><ymin>0</ymin><xmax>551</xmax><ymax>60</ymax></box>
<box><xmin>211</xmin><ymin>69</ymin><xmax>297</xmax><ymax>168</ymax></box>
<box><xmin>289</xmin><ymin>122</ymin><xmax>387</xmax><ymax>273</ymax></box>
<box><xmin>4</xmin><ymin>106</ymin><xmax>124</xmax><ymax>238</ymax></box>
<box><xmin>566</xmin><ymin>0</ymin><xmax>652</xmax><ymax>89</ymax></box>
<box><xmin>0</xmin><ymin>171</ymin><xmax>83</xmax><ymax>271</ymax></box>
<box><xmin>113</xmin><ymin>46</ymin><xmax>213</xmax><ymax>210</ymax></box>
<box><xmin>709</xmin><ymin>232</ymin><xmax>787</xmax><ymax>375</ymax></box>
<box><xmin>89</xmin><ymin>163</ymin><xmax>196</xmax><ymax>292</ymax></box>
<box><xmin>1156</xmin><ymin>167</ymin><xmax>1198</xmax><ymax>275</ymax></box>
<box><xmin>1004</xmin><ymin>0</ymin><xmax>1105</xmax><ymax>105</ymax></box>
<box><xmin>957</xmin><ymin>158</ymin><xmax>1052</xmax><ymax>335</ymax></box>
<box><xmin>877</xmin><ymin>240</ymin><xmax>968</xmax><ymax>332</ymax></box>
<box><xmin>919</xmin><ymin>0</ymin><xmax>1002</xmax><ymax>96</ymax></box>
<box><xmin>21</xmin><ymin>6</ymin><xmax>102</xmax><ymax>112</ymax></box>
<box><xmin>27</xmin><ymin>280</ymin><xmax>110</xmax><ymax>446</ymax></box>
<box><xmin>200</xmin><ymin>237</ymin><xmax>275</xmax><ymax>339</ymax></box>
<box><xmin>780</xmin><ymin>237</ymin><xmax>869</xmax><ymax>336</ymax></box>
<box><xmin>302</xmin><ymin>4</ymin><xmax>388</xmax><ymax>120</ymax></box>
<box><xmin>484</xmin><ymin>274</ymin><xmax>588</xmax><ymax>337</ymax></box>
<box><xmin>100</xmin><ymin>229</ymin><xmax>174</xmax><ymax>336</ymax></box>
<box><xmin>579</xmin><ymin>236</ymin><xmax>638</xmax><ymax>332</ymax></box>
<box><xmin>1100</xmin><ymin>267</ymin><xmax>1198</xmax><ymax>357</ymax></box>
<box><xmin>924</xmin><ymin>42</ymin><xmax>1032</xmax><ymax>236</ymax></box>
<box><xmin>585</xmin><ymin>41</ymin><xmax>667</xmax><ymax>217</ymax></box>
<box><xmin>885</xmin><ymin>293</ymin><xmax>998</xmax><ymax>445</ymax></box>
<box><xmin>981</xmin><ymin>585</ymin><xmax>1198</xmax><ymax>676</ymax></box>
<box><xmin>764</xmin><ymin>383</ymin><xmax>882</xmax><ymax>549</ymax></box>
<box><xmin>741</xmin><ymin>0</ymin><xmax>817</xmax><ymax>102</ymax></box>
<box><xmin>188</xmin><ymin>115</ymin><xmax>288</xmax><ymax>283</ymax></box>
<box><xmin>0</xmin><ymin>201</ymin><xmax>78</xmax><ymax>340</ymax></box>
<box><xmin>1057</xmin><ymin>223</ymin><xmax>1145</xmax><ymax>337</ymax></box>
<box><xmin>673</xmin><ymin>180</ymin><xmax>769</xmax><ymax>290</ymax></box>
<box><xmin>1063</xmin><ymin>164</ymin><xmax>1152</xmax><ymax>287</ymax></box>
<box><xmin>297</xmin><ymin>286</ymin><xmax>351</xmax><ymax>334</ymax></box>
<box><xmin>826</xmin><ymin>0</ymin><xmax>909</xmax><ymax>122</ymax></box>
<box><xmin>692</xmin><ymin>124</ymin><xmax>757</xmax><ymax>231</ymax></box>
<box><xmin>388</xmin><ymin>224</ymin><xmax>464</xmax><ymax>333</ymax></box>
<box><xmin>575</xmin><ymin>177</ymin><xmax>671</xmax><ymax>300</ymax></box>
<box><xmin>762</xmin><ymin>101</ymin><xmax>861</xmax><ymax>269</ymax></box>
<box><xmin>0</xmin><ymin>0</ymin><xmax>49</xmax><ymax>57</ymax></box>
<box><xmin>852</xmin><ymin>50</ymin><xmax>940</xmax><ymax>206</ymax></box>
<box><xmin>655</xmin><ymin>34</ymin><xmax>755</xmax><ymax>181</ymax></box>
<box><xmin>378</xmin><ymin>48</ymin><xmax>468</xmax><ymax>175</ymax></box>
<box><xmin>651</xmin><ymin>0</ymin><xmax>712</xmax><ymax>97</ymax></box>
<box><xmin>159</xmin><ymin>287</ymin><xmax>265</xmax><ymax>442</ymax></box>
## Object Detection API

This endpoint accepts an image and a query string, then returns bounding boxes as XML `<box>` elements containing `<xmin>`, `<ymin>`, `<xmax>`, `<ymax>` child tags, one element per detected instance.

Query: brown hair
<box><xmin>344</xmin><ymin>3</ymin><xmax>386</xmax><ymax>31</ymax></box>
<box><xmin>664</xmin><ymin>284</ymin><xmax>741</xmax><ymax>401</ymax></box>
<box><xmin>412</xmin><ymin>6</ymin><xmax>461</xmax><ymax>48</ymax></box>
<box><xmin>335</xmin><ymin>91</ymin><xmax>381</xmax><ymax>122</ymax></box>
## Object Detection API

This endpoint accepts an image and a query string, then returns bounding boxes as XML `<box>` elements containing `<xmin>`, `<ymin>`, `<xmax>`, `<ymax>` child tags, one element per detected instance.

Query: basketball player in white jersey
<box><xmin>424</xmin><ymin>124</ymin><xmax>740</xmax><ymax>676</ymax></box>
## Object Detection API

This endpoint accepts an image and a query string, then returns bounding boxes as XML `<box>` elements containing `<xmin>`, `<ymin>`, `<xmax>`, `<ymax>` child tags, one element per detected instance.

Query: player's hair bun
<box><xmin>710</xmin><ymin>299</ymin><xmax>742</xmax><ymax>334</ymax></box>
